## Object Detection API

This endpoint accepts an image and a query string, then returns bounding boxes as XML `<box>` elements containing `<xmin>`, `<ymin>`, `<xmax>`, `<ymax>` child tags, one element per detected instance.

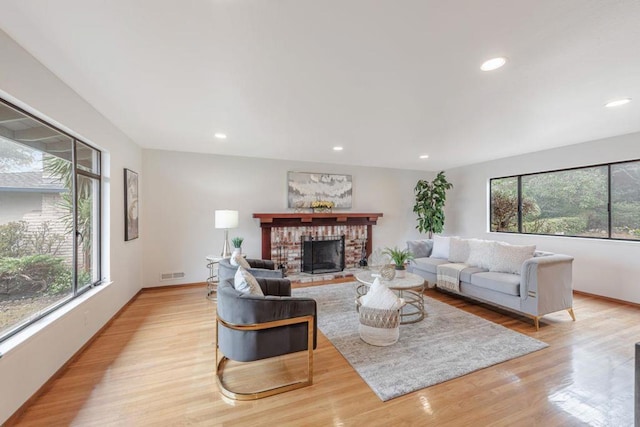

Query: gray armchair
<box><xmin>215</xmin><ymin>277</ymin><xmax>317</xmax><ymax>400</ymax></box>
<box><xmin>218</xmin><ymin>257</ymin><xmax>284</xmax><ymax>282</ymax></box>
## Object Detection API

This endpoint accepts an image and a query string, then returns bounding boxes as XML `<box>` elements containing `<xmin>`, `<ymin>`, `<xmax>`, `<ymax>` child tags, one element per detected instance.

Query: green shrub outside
<box><xmin>0</xmin><ymin>254</ymin><xmax>72</xmax><ymax>295</ymax></box>
<box><xmin>523</xmin><ymin>216</ymin><xmax>587</xmax><ymax>235</ymax></box>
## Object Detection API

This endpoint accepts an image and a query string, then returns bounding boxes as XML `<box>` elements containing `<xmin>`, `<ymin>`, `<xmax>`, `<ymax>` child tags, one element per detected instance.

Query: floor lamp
<box><xmin>215</xmin><ymin>210</ymin><xmax>239</xmax><ymax>258</ymax></box>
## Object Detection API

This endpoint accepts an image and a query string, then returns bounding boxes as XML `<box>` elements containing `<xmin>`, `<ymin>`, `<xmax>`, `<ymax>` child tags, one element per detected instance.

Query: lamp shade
<box><xmin>215</xmin><ymin>210</ymin><xmax>239</xmax><ymax>229</ymax></box>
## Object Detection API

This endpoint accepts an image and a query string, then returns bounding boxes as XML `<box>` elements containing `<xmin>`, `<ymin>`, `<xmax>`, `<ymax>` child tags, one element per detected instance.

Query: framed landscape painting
<box><xmin>124</xmin><ymin>168</ymin><xmax>139</xmax><ymax>241</ymax></box>
<box><xmin>287</xmin><ymin>171</ymin><xmax>352</xmax><ymax>209</ymax></box>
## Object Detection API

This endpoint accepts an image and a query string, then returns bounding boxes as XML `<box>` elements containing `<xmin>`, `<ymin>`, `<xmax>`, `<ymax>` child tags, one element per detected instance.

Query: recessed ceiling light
<box><xmin>333</xmin><ymin>146</ymin><xmax>343</xmax><ymax>151</ymax></box>
<box><xmin>481</xmin><ymin>57</ymin><xmax>507</xmax><ymax>71</ymax></box>
<box><xmin>214</xmin><ymin>133</ymin><xmax>227</xmax><ymax>139</ymax></box>
<box><xmin>419</xmin><ymin>154</ymin><xmax>429</xmax><ymax>159</ymax></box>
<box><xmin>605</xmin><ymin>98</ymin><xmax>632</xmax><ymax>108</ymax></box>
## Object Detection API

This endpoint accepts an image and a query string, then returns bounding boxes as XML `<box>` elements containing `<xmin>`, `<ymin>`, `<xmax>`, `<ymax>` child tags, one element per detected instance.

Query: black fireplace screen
<box><xmin>300</xmin><ymin>235</ymin><xmax>345</xmax><ymax>274</ymax></box>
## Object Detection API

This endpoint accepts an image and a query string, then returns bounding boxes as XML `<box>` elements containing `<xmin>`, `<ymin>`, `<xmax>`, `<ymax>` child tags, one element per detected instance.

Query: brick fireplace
<box><xmin>252</xmin><ymin>213</ymin><xmax>383</xmax><ymax>275</ymax></box>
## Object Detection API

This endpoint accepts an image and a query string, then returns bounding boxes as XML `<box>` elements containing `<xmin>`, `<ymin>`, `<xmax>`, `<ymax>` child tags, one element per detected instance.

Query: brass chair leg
<box><xmin>567</xmin><ymin>308</ymin><xmax>576</xmax><ymax>321</ymax></box>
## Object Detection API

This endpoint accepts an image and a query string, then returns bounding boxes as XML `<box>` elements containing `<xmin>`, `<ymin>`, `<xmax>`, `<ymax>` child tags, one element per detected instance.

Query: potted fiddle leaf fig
<box><xmin>413</xmin><ymin>171</ymin><xmax>453</xmax><ymax>238</ymax></box>
<box><xmin>383</xmin><ymin>247</ymin><xmax>414</xmax><ymax>278</ymax></box>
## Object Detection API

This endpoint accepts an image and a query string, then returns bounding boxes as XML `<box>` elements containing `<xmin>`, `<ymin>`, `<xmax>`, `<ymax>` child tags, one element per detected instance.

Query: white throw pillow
<box><xmin>431</xmin><ymin>235</ymin><xmax>451</xmax><ymax>259</ymax></box>
<box><xmin>466</xmin><ymin>239</ymin><xmax>496</xmax><ymax>269</ymax></box>
<box><xmin>361</xmin><ymin>278</ymin><xmax>402</xmax><ymax>310</ymax></box>
<box><xmin>490</xmin><ymin>242</ymin><xmax>536</xmax><ymax>274</ymax></box>
<box><xmin>448</xmin><ymin>237</ymin><xmax>470</xmax><ymax>263</ymax></box>
<box><xmin>234</xmin><ymin>266</ymin><xmax>264</xmax><ymax>296</ymax></box>
<box><xmin>230</xmin><ymin>253</ymin><xmax>250</xmax><ymax>269</ymax></box>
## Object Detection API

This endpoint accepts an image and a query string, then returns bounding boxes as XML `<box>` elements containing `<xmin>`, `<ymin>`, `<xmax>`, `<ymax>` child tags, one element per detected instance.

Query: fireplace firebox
<box><xmin>301</xmin><ymin>235</ymin><xmax>345</xmax><ymax>274</ymax></box>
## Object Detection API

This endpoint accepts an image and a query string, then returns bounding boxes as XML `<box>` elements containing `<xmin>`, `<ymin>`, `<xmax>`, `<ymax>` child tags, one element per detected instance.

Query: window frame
<box><xmin>0</xmin><ymin>98</ymin><xmax>103</xmax><ymax>343</ymax></box>
<box><xmin>489</xmin><ymin>158</ymin><xmax>640</xmax><ymax>241</ymax></box>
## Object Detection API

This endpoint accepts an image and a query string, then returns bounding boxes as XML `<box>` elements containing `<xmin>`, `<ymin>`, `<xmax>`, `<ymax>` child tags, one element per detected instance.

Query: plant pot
<box><xmin>232</xmin><ymin>248</ymin><xmax>242</xmax><ymax>258</ymax></box>
<box><xmin>395</xmin><ymin>265</ymin><xmax>406</xmax><ymax>279</ymax></box>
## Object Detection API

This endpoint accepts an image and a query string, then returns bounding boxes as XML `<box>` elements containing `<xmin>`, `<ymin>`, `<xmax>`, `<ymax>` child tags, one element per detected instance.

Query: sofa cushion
<box><xmin>459</xmin><ymin>266</ymin><xmax>488</xmax><ymax>283</ymax></box>
<box><xmin>448</xmin><ymin>237</ymin><xmax>471</xmax><ymax>263</ymax></box>
<box><xmin>490</xmin><ymin>242</ymin><xmax>536</xmax><ymax>274</ymax></box>
<box><xmin>411</xmin><ymin>257</ymin><xmax>449</xmax><ymax>274</ymax></box>
<box><xmin>470</xmin><ymin>272</ymin><xmax>520</xmax><ymax>296</ymax></box>
<box><xmin>431</xmin><ymin>235</ymin><xmax>451</xmax><ymax>259</ymax></box>
<box><xmin>407</xmin><ymin>240</ymin><xmax>433</xmax><ymax>258</ymax></box>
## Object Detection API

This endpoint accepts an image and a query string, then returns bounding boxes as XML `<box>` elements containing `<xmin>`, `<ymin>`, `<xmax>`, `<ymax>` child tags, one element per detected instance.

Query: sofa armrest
<box><xmin>521</xmin><ymin>254</ymin><xmax>574</xmax><ymax>316</ymax></box>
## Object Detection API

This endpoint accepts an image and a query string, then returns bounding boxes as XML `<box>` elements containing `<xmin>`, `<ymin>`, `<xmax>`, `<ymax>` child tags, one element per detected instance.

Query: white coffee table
<box><xmin>355</xmin><ymin>271</ymin><xmax>426</xmax><ymax>324</ymax></box>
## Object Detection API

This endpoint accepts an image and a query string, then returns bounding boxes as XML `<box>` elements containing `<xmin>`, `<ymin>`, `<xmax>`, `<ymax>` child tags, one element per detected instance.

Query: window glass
<box><xmin>0</xmin><ymin>138</ymin><xmax>74</xmax><ymax>338</ymax></box>
<box><xmin>611</xmin><ymin>161</ymin><xmax>640</xmax><ymax>240</ymax></box>
<box><xmin>520</xmin><ymin>166</ymin><xmax>608</xmax><ymax>237</ymax></box>
<box><xmin>490</xmin><ymin>177</ymin><xmax>519</xmax><ymax>232</ymax></box>
<box><xmin>76</xmin><ymin>141</ymin><xmax>100</xmax><ymax>175</ymax></box>
<box><xmin>76</xmin><ymin>175</ymin><xmax>100</xmax><ymax>289</ymax></box>
<box><xmin>0</xmin><ymin>100</ymin><xmax>101</xmax><ymax>342</ymax></box>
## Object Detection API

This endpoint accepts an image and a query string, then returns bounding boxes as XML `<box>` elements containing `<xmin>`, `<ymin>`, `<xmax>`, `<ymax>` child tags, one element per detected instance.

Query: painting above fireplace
<box><xmin>287</xmin><ymin>171</ymin><xmax>352</xmax><ymax>209</ymax></box>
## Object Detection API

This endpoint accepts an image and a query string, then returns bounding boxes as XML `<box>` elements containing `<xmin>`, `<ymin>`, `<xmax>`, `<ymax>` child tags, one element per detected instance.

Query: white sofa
<box><xmin>406</xmin><ymin>236</ymin><xmax>575</xmax><ymax>330</ymax></box>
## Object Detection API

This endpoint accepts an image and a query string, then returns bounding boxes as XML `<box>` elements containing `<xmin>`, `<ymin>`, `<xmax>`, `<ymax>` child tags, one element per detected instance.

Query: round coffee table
<box><xmin>355</xmin><ymin>271</ymin><xmax>426</xmax><ymax>324</ymax></box>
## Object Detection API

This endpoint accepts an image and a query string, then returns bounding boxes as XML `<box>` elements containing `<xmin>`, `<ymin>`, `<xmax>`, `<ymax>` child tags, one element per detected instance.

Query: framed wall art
<box><xmin>124</xmin><ymin>168</ymin><xmax>139</xmax><ymax>241</ymax></box>
<box><xmin>287</xmin><ymin>171</ymin><xmax>352</xmax><ymax>209</ymax></box>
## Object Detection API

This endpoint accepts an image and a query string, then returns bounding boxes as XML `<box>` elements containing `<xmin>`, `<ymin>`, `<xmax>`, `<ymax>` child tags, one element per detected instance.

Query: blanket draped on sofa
<box><xmin>436</xmin><ymin>263</ymin><xmax>468</xmax><ymax>292</ymax></box>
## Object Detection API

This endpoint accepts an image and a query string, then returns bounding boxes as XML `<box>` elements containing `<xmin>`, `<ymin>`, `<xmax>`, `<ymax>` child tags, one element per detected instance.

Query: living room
<box><xmin>1</xmin><ymin>1</ymin><xmax>640</xmax><ymax>425</ymax></box>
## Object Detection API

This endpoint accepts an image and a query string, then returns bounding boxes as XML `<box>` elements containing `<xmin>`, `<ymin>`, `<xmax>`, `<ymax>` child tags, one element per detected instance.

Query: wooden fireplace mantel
<box><xmin>252</xmin><ymin>212</ymin><xmax>383</xmax><ymax>260</ymax></box>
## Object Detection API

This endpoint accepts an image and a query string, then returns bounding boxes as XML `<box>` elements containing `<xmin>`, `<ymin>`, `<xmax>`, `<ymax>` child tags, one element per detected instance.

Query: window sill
<box><xmin>0</xmin><ymin>281</ymin><xmax>113</xmax><ymax>359</ymax></box>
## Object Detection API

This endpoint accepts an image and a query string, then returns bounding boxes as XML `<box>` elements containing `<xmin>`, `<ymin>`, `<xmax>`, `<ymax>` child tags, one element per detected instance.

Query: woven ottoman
<box><xmin>357</xmin><ymin>297</ymin><xmax>405</xmax><ymax>346</ymax></box>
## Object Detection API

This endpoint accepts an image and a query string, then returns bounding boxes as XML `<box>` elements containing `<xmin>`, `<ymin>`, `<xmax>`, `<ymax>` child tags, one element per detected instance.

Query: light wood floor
<box><xmin>8</xmin><ymin>280</ymin><xmax>639</xmax><ymax>426</ymax></box>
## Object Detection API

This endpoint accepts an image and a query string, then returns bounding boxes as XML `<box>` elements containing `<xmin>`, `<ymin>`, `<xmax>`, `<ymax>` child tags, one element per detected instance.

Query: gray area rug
<box><xmin>293</xmin><ymin>282</ymin><xmax>548</xmax><ymax>401</ymax></box>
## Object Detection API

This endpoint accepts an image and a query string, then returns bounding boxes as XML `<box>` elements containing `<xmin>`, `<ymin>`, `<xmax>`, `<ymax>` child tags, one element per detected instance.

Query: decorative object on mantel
<box><xmin>287</xmin><ymin>171</ymin><xmax>352</xmax><ymax>209</ymax></box>
<box><xmin>383</xmin><ymin>247</ymin><xmax>414</xmax><ymax>279</ymax></box>
<box><xmin>311</xmin><ymin>200</ymin><xmax>334</xmax><ymax>213</ymax></box>
<box><xmin>215</xmin><ymin>210</ymin><xmax>239</xmax><ymax>258</ymax></box>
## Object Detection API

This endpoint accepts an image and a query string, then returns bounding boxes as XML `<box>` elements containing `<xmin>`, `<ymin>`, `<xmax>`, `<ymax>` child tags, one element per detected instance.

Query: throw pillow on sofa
<box><xmin>234</xmin><ymin>266</ymin><xmax>264</xmax><ymax>296</ymax></box>
<box><xmin>448</xmin><ymin>237</ymin><xmax>471</xmax><ymax>263</ymax></box>
<box><xmin>407</xmin><ymin>240</ymin><xmax>433</xmax><ymax>258</ymax></box>
<box><xmin>431</xmin><ymin>235</ymin><xmax>452</xmax><ymax>259</ymax></box>
<box><xmin>361</xmin><ymin>278</ymin><xmax>402</xmax><ymax>310</ymax></box>
<box><xmin>466</xmin><ymin>239</ymin><xmax>496</xmax><ymax>269</ymax></box>
<box><xmin>490</xmin><ymin>242</ymin><xmax>536</xmax><ymax>274</ymax></box>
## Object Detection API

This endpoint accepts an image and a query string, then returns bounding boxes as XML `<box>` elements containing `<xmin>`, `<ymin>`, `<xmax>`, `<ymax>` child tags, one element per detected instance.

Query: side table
<box><xmin>206</xmin><ymin>255</ymin><xmax>223</xmax><ymax>301</ymax></box>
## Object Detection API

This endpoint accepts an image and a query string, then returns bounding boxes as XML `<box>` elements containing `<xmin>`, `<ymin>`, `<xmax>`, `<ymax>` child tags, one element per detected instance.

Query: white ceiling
<box><xmin>1</xmin><ymin>0</ymin><xmax>639</xmax><ymax>171</ymax></box>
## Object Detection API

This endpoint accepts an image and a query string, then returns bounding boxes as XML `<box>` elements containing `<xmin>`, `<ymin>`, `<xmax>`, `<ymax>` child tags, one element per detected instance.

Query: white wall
<box><xmin>444</xmin><ymin>132</ymin><xmax>640</xmax><ymax>304</ymax></box>
<box><xmin>0</xmin><ymin>30</ymin><xmax>143</xmax><ymax>424</ymax></box>
<box><xmin>142</xmin><ymin>149</ymin><xmax>431</xmax><ymax>287</ymax></box>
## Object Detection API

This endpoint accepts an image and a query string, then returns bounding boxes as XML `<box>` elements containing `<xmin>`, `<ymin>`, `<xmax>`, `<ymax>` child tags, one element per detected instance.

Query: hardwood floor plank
<box><xmin>7</xmin><ymin>282</ymin><xmax>640</xmax><ymax>426</ymax></box>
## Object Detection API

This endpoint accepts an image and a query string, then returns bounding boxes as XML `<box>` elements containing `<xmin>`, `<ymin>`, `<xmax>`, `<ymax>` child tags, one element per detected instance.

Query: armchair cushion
<box><xmin>234</xmin><ymin>267</ymin><xmax>264</xmax><ymax>296</ymax></box>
